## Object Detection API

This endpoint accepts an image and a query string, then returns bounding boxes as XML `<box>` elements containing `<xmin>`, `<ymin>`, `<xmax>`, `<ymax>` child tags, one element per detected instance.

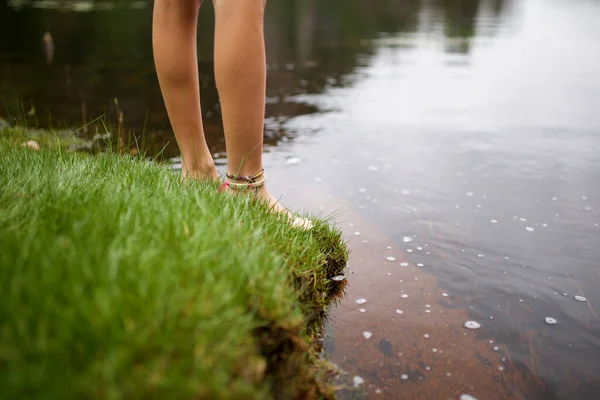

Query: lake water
<box><xmin>2</xmin><ymin>0</ymin><xmax>599</xmax><ymax>399</ymax></box>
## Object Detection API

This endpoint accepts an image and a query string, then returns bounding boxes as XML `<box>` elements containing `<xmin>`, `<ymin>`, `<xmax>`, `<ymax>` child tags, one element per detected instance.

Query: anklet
<box><xmin>219</xmin><ymin>168</ymin><xmax>266</xmax><ymax>192</ymax></box>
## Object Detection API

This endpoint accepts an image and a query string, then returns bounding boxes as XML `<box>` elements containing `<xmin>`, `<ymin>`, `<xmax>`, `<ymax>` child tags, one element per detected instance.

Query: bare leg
<box><xmin>153</xmin><ymin>0</ymin><xmax>217</xmax><ymax>181</ymax></box>
<box><xmin>213</xmin><ymin>0</ymin><xmax>287</xmax><ymax>213</ymax></box>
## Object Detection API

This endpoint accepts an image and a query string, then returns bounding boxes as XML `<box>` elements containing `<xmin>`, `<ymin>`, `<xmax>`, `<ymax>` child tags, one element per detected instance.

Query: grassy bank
<box><xmin>0</xmin><ymin>128</ymin><xmax>348</xmax><ymax>399</ymax></box>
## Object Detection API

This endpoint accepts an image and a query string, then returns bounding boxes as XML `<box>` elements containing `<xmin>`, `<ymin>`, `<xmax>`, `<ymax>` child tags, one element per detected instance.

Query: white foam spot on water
<box><xmin>375</xmin><ymin>389</ymin><xmax>382</xmax><ymax>394</ymax></box>
<box><xmin>465</xmin><ymin>321</ymin><xmax>481</xmax><ymax>330</ymax></box>
<box><xmin>401</xmin><ymin>189</ymin><xmax>411</xmax><ymax>195</ymax></box>
<box><xmin>401</xmin><ymin>294</ymin><xmax>409</xmax><ymax>299</ymax></box>
<box><xmin>432</xmin><ymin>348</ymin><xmax>438</xmax><ymax>352</ymax></box>
<box><xmin>401</xmin><ymin>374</ymin><xmax>408</xmax><ymax>380</ymax></box>
<box><xmin>363</xmin><ymin>332</ymin><xmax>372</xmax><ymax>339</ymax></box>
<box><xmin>466</xmin><ymin>192</ymin><xmax>474</xmax><ymax>196</ymax></box>
<box><xmin>353</xmin><ymin>376</ymin><xmax>365</xmax><ymax>387</ymax></box>
<box><xmin>387</xmin><ymin>246</ymin><xmax>392</xmax><ymax>249</ymax></box>
<box><xmin>403</xmin><ymin>236</ymin><xmax>413</xmax><ymax>243</ymax></box>
<box><xmin>285</xmin><ymin>157</ymin><xmax>301</xmax><ymax>165</ymax></box>
<box><xmin>356</xmin><ymin>298</ymin><xmax>367</xmax><ymax>304</ymax></box>
<box><xmin>519</xmin><ymin>217</ymin><xmax>527</xmax><ymax>222</ymax></box>
<box><xmin>425</xmin><ymin>366</ymin><xmax>431</xmax><ymax>371</ymax></box>
<box><xmin>460</xmin><ymin>395</ymin><xmax>478</xmax><ymax>400</ymax></box>
<box><xmin>426</xmin><ymin>304</ymin><xmax>431</xmax><ymax>308</ymax></box>
<box><xmin>314</xmin><ymin>177</ymin><xmax>323</xmax><ymax>182</ymax></box>
<box><xmin>359</xmin><ymin>308</ymin><xmax>366</xmax><ymax>313</ymax></box>
<box><xmin>396</xmin><ymin>309</ymin><xmax>403</xmax><ymax>314</ymax></box>
<box><xmin>575</xmin><ymin>295</ymin><xmax>587</xmax><ymax>302</ymax></box>
<box><xmin>518</xmin><ymin>299</ymin><xmax>524</xmax><ymax>303</ymax></box>
<box><xmin>407</xmin><ymin>249</ymin><xmax>413</xmax><ymax>253</ymax></box>
<box><xmin>442</xmin><ymin>293</ymin><xmax>449</xmax><ymax>297</ymax></box>
<box><xmin>424</xmin><ymin>334</ymin><xmax>430</xmax><ymax>338</ymax></box>
<box><xmin>401</xmin><ymin>262</ymin><xmax>409</xmax><ymax>267</ymax></box>
<box><xmin>478</xmin><ymin>254</ymin><xmax>485</xmax><ymax>258</ymax></box>
<box><xmin>417</xmin><ymin>246</ymin><xmax>423</xmax><ymax>251</ymax></box>
<box><xmin>353</xmin><ymin>232</ymin><xmax>361</xmax><ymax>236</ymax></box>
<box><xmin>417</xmin><ymin>263</ymin><xmax>424</xmax><ymax>267</ymax></box>
<box><xmin>498</xmin><ymin>366</ymin><xmax>505</xmax><ymax>371</ymax></box>
<box><xmin>491</xmin><ymin>219</ymin><xmax>498</xmax><ymax>224</ymax></box>
<box><xmin>386</xmin><ymin>256</ymin><xmax>396</xmax><ymax>261</ymax></box>
<box><xmin>362</xmin><ymin>240</ymin><xmax>369</xmax><ymax>243</ymax></box>
<box><xmin>367</xmin><ymin>165</ymin><xmax>379</xmax><ymax>171</ymax></box>
<box><xmin>446</xmin><ymin>372</ymin><xmax>452</xmax><ymax>377</ymax></box>
<box><xmin>489</xmin><ymin>316</ymin><xmax>494</xmax><ymax>320</ymax></box>
<box><xmin>552</xmin><ymin>197</ymin><xmax>558</xmax><ymax>201</ymax></box>
<box><xmin>494</xmin><ymin>346</ymin><xmax>499</xmax><ymax>351</ymax></box>
<box><xmin>545</xmin><ymin>317</ymin><xmax>557</xmax><ymax>325</ymax></box>
<box><xmin>425</xmin><ymin>310</ymin><xmax>431</xmax><ymax>313</ymax></box>
<box><xmin>358</xmin><ymin>188</ymin><xmax>366</xmax><ymax>193</ymax></box>
<box><xmin>526</xmin><ymin>227</ymin><xmax>535</xmax><ymax>232</ymax></box>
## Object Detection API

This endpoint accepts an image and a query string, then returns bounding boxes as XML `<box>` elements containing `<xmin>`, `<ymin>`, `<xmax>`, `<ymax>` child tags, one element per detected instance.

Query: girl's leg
<box><xmin>153</xmin><ymin>0</ymin><xmax>217</xmax><ymax>181</ymax></box>
<box><xmin>213</xmin><ymin>0</ymin><xmax>287</xmax><ymax>212</ymax></box>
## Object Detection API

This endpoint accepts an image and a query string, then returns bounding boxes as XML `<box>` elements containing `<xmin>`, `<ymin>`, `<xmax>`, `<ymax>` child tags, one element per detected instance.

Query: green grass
<box><xmin>0</xmin><ymin>128</ymin><xmax>348</xmax><ymax>399</ymax></box>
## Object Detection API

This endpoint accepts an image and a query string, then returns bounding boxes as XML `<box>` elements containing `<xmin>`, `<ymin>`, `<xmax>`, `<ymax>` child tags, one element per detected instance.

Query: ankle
<box><xmin>181</xmin><ymin>160</ymin><xmax>218</xmax><ymax>181</ymax></box>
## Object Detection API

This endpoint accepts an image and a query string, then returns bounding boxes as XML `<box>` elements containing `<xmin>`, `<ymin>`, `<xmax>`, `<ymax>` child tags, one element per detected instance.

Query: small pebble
<box><xmin>353</xmin><ymin>376</ymin><xmax>364</xmax><ymax>387</ymax></box>
<box><xmin>356</xmin><ymin>298</ymin><xmax>367</xmax><ymax>304</ymax></box>
<box><xmin>574</xmin><ymin>295</ymin><xmax>587</xmax><ymax>302</ymax></box>
<box><xmin>363</xmin><ymin>332</ymin><xmax>372</xmax><ymax>339</ymax></box>
<box><xmin>545</xmin><ymin>317</ymin><xmax>557</xmax><ymax>325</ymax></box>
<box><xmin>464</xmin><ymin>321</ymin><xmax>481</xmax><ymax>330</ymax></box>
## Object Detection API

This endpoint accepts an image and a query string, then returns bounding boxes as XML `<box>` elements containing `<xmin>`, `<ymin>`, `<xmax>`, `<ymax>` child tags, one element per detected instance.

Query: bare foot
<box><xmin>181</xmin><ymin>163</ymin><xmax>219</xmax><ymax>183</ymax></box>
<box><xmin>221</xmin><ymin>183</ymin><xmax>313</xmax><ymax>229</ymax></box>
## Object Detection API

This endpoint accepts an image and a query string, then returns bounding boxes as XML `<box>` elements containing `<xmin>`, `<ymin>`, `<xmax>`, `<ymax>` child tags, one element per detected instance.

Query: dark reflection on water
<box><xmin>3</xmin><ymin>0</ymin><xmax>600</xmax><ymax>399</ymax></box>
<box><xmin>0</xmin><ymin>0</ymin><xmax>509</xmax><ymax>155</ymax></box>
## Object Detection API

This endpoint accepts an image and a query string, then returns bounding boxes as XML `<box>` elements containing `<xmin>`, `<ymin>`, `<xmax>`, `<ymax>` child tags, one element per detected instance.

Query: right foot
<box><xmin>220</xmin><ymin>169</ymin><xmax>312</xmax><ymax>229</ymax></box>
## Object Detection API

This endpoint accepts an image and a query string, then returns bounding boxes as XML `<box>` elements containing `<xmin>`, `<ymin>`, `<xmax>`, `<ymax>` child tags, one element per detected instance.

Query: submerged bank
<box><xmin>0</xmin><ymin>128</ymin><xmax>349</xmax><ymax>399</ymax></box>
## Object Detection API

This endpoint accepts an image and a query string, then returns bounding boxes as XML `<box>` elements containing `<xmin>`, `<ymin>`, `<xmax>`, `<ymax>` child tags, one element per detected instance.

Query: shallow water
<box><xmin>2</xmin><ymin>0</ymin><xmax>600</xmax><ymax>398</ymax></box>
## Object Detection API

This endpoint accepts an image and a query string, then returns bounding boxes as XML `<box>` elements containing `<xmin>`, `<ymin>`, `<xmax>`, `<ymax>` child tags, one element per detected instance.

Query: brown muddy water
<box><xmin>2</xmin><ymin>0</ymin><xmax>600</xmax><ymax>399</ymax></box>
